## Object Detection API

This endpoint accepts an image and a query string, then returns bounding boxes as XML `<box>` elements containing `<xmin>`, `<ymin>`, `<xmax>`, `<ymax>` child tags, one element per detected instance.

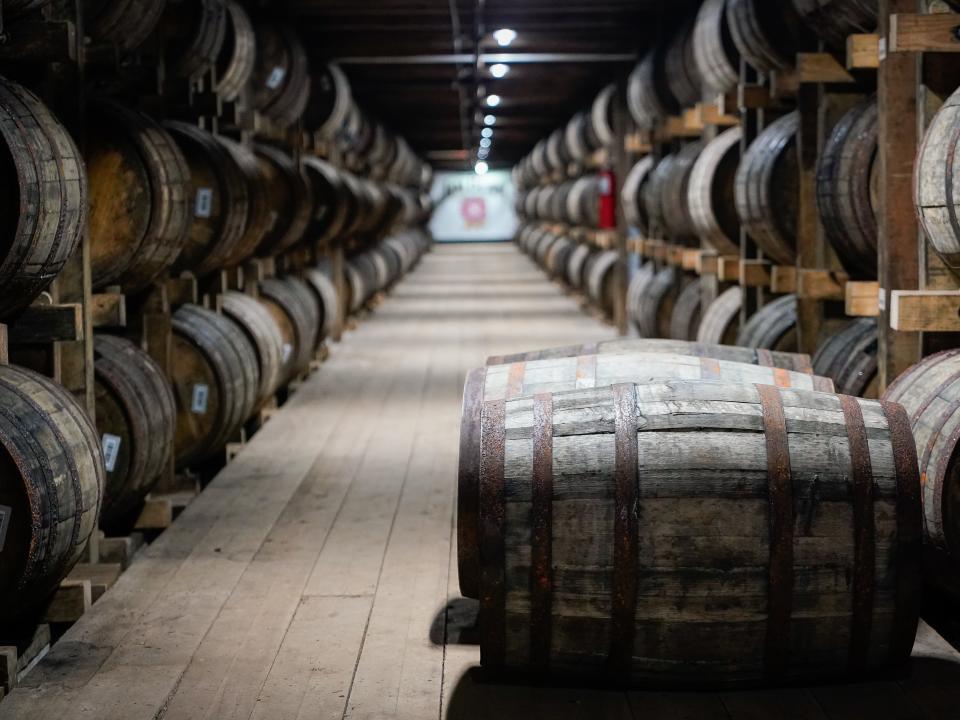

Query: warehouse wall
<box><xmin>428</xmin><ymin>171</ymin><xmax>518</xmax><ymax>242</ymax></box>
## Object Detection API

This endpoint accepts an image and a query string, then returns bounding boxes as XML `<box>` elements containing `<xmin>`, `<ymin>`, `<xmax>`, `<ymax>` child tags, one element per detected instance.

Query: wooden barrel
<box><xmin>565</xmin><ymin>244</ymin><xmax>594</xmax><ymax>290</ymax></box>
<box><xmin>693</xmin><ymin>0</ymin><xmax>741</xmax><ymax>95</ymax></box>
<box><xmin>642</xmin><ymin>154</ymin><xmax>676</xmax><ymax>237</ymax></box>
<box><xmin>217</xmin><ymin>136</ymin><xmax>271</xmax><ymax>267</ymax></box>
<box><xmin>585</xmin><ymin>250</ymin><xmax>619</xmax><ymax>317</ymax></box>
<box><xmin>252</xmin><ymin>23</ymin><xmax>311</xmax><ymax>125</ymax></box>
<box><xmin>586</xmin><ymin>85</ymin><xmax>616</xmax><ymax>149</ymax></box>
<box><xmin>486</xmin><ymin>338</ymin><xmax>816</xmax><ymax>374</ymax></box>
<box><xmin>791</xmin><ymin>0</ymin><xmax>876</xmax><ymax>50</ymax></box>
<box><xmin>214</xmin><ymin>0</ymin><xmax>256</xmax><ymax>102</ymax></box>
<box><xmin>84</xmin><ymin>0</ymin><xmax>167</xmax><ymax>51</ymax></box>
<box><xmin>0</xmin><ymin>365</ymin><xmax>104</xmax><ymax>620</ymax></box>
<box><xmin>735</xmin><ymin>112</ymin><xmax>800</xmax><ymax>266</ymax></box>
<box><xmin>816</xmin><ymin>97</ymin><xmax>877</xmax><ymax>279</ymax></box>
<box><xmin>661</xmin><ymin>141</ymin><xmax>703</xmax><ymax>240</ymax></box>
<box><xmin>87</xmin><ymin>101</ymin><xmax>191</xmax><ymax>291</ymax></box>
<box><xmin>621</xmin><ymin>156</ymin><xmax>655</xmax><ymax>236</ymax></box>
<box><xmin>0</xmin><ymin>77</ymin><xmax>86</xmax><ymax>320</ymax></box>
<box><xmin>534</xmin><ymin>233</ymin><xmax>558</xmax><ymax>270</ymax></box>
<box><xmin>669</xmin><ymin>277</ymin><xmax>703</xmax><ymax>341</ymax></box>
<box><xmin>627</xmin><ymin>49</ymin><xmax>676</xmax><ymax>129</ymax></box>
<box><xmin>465</xmin><ymin>380</ymin><xmax>919</xmax><ymax>685</ymax></box>
<box><xmin>220</xmin><ymin>291</ymin><xmax>284</xmax><ymax>409</ymax></box>
<box><xmin>634</xmin><ymin>265</ymin><xmax>682</xmax><ymax>339</ymax></box>
<box><xmin>165</xmin><ymin>121</ymin><xmax>248</xmax><ymax>277</ymax></box>
<box><xmin>159</xmin><ymin>0</ymin><xmax>227</xmax><ymax>79</ymax></box>
<box><xmin>304</xmin><ymin>158</ymin><xmax>352</xmax><ymax>247</ymax></box>
<box><xmin>546</xmin><ymin>129</ymin><xmax>568</xmax><ymax>171</ymax></box>
<box><xmin>914</xmin><ymin>85</ymin><xmax>960</xmax><ymax>277</ymax></box>
<box><xmin>546</xmin><ymin>236</ymin><xmax>575</xmax><ymax>281</ymax></box>
<box><xmin>564</xmin><ymin>113</ymin><xmax>591</xmax><ymax>164</ymax></box>
<box><xmin>663</xmin><ymin>18</ymin><xmax>703</xmax><ymax>113</ymax></box>
<box><xmin>456</xmin><ymin>357</ymin><xmax>836</xmax><ymax>599</ymax></box>
<box><xmin>565</xmin><ymin>176</ymin><xmax>599</xmax><ymax>228</ymax></box>
<box><xmin>304</xmin><ymin>268</ymin><xmax>342</xmax><ymax>343</ymax></box>
<box><xmin>696</xmin><ymin>285</ymin><xmax>742</xmax><ymax>345</ymax></box>
<box><xmin>93</xmin><ymin>335</ymin><xmax>176</xmax><ymax>527</ymax></box>
<box><xmin>736</xmin><ymin>294</ymin><xmax>799</xmax><ymax>351</ymax></box>
<box><xmin>883</xmin><ymin>350</ymin><xmax>960</xmax><ymax>565</ymax></box>
<box><xmin>310</xmin><ymin>63</ymin><xmax>353</xmax><ymax>139</ymax></box>
<box><xmin>344</xmin><ymin>259</ymin><xmax>368</xmax><ymax>313</ymax></box>
<box><xmin>257</xmin><ymin>277</ymin><xmax>320</xmax><ymax>384</ymax></box>
<box><xmin>384</xmin><ymin>235</ymin><xmax>416</xmax><ymax>275</ymax></box>
<box><xmin>812</xmin><ymin>318</ymin><xmax>878</xmax><ymax>398</ymax></box>
<box><xmin>689</xmin><ymin>126</ymin><xmax>742</xmax><ymax>255</ymax></box>
<box><xmin>254</xmin><ymin>144</ymin><xmax>312</xmax><ymax>257</ymax></box>
<box><xmin>626</xmin><ymin>263</ymin><xmax>656</xmax><ymax>334</ymax></box>
<box><xmin>726</xmin><ymin>0</ymin><xmax>812</xmax><ymax>74</ymax></box>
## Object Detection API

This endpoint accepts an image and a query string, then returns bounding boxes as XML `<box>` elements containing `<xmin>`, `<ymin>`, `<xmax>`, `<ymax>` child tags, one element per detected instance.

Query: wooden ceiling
<box><xmin>280</xmin><ymin>0</ymin><xmax>698</xmax><ymax>170</ymax></box>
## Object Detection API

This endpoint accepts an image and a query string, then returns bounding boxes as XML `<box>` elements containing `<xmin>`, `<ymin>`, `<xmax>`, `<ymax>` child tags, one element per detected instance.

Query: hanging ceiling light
<box><xmin>486</xmin><ymin>94</ymin><xmax>501</xmax><ymax>108</ymax></box>
<box><xmin>493</xmin><ymin>28</ymin><xmax>517</xmax><ymax>47</ymax></box>
<box><xmin>489</xmin><ymin>63</ymin><xmax>510</xmax><ymax>78</ymax></box>
<box><xmin>484</xmin><ymin>114</ymin><xmax>496</xmax><ymax>126</ymax></box>
<box><xmin>475</xmin><ymin>161</ymin><xmax>489</xmax><ymax>175</ymax></box>
<box><xmin>481</xmin><ymin>127</ymin><xmax>493</xmax><ymax>139</ymax></box>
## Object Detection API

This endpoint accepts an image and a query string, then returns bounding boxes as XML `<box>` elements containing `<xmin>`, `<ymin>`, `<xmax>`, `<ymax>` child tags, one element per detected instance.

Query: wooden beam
<box><xmin>0</xmin><ymin>324</ymin><xmax>7</xmax><ymax>365</ymax></box>
<box><xmin>43</xmin><ymin>579</ymin><xmax>92</xmax><ymax>624</ymax></box>
<box><xmin>770</xmin><ymin>266</ymin><xmax>798</xmax><ymax>294</ymax></box>
<box><xmin>91</xmin><ymin>292</ymin><xmax>127</xmax><ymax>328</ymax></box>
<box><xmin>847</xmin><ymin>34</ymin><xmax>880</xmax><ymax>69</ymax></box>
<box><xmin>717</xmin><ymin>256</ymin><xmax>741</xmax><ymax>283</ymax></box>
<box><xmin>7</xmin><ymin>303</ymin><xmax>83</xmax><ymax>344</ymax></box>
<box><xmin>890</xmin><ymin>13</ymin><xmax>960</xmax><ymax>53</ymax></box>
<box><xmin>890</xmin><ymin>290</ymin><xmax>960</xmax><ymax>331</ymax></box>
<box><xmin>739</xmin><ymin>259</ymin><xmax>771</xmax><ymax>288</ymax></box>
<box><xmin>845</xmin><ymin>281</ymin><xmax>881</xmax><ymax>317</ymax></box>
<box><xmin>797</xmin><ymin>270</ymin><xmax>848</xmax><ymax>301</ymax></box>
<box><xmin>0</xmin><ymin>20</ymin><xmax>77</xmax><ymax>63</ymax></box>
<box><xmin>797</xmin><ymin>52</ymin><xmax>855</xmax><ymax>84</ymax></box>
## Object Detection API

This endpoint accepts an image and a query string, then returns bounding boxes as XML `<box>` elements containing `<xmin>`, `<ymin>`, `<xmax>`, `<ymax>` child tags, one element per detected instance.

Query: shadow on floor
<box><xmin>430</xmin><ymin>596</ymin><xmax>480</xmax><ymax>646</ymax></box>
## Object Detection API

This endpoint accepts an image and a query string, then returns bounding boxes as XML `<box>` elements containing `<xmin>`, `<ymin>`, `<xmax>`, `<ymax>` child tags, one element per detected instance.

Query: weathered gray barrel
<box><xmin>159</xmin><ymin>0</ymin><xmax>227</xmax><ymax>80</ymax></box>
<box><xmin>566</xmin><ymin>244</ymin><xmax>593</xmax><ymax>290</ymax></box>
<box><xmin>661</xmin><ymin>141</ymin><xmax>703</xmax><ymax>240</ymax></box>
<box><xmin>486</xmin><ymin>337</ymin><xmax>816</xmax><ymax>374</ymax></box>
<box><xmin>736</xmin><ymin>294</ymin><xmax>800</xmax><ymax>351</ymax></box>
<box><xmin>696</xmin><ymin>285</ymin><xmax>742</xmax><ymax>345</ymax></box>
<box><xmin>813</xmin><ymin>318</ymin><xmax>878</xmax><ymax>398</ymax></box>
<box><xmin>663</xmin><ymin>17</ymin><xmax>703</xmax><ymax>112</ymax></box>
<box><xmin>726</xmin><ymin>0</ymin><xmax>812</xmax><ymax>74</ymax></box>
<box><xmin>631</xmin><ymin>265</ymin><xmax>682</xmax><ymax>339</ymax></box>
<box><xmin>669</xmin><ymin>278</ymin><xmax>703</xmax><ymax>341</ymax></box>
<box><xmin>735</xmin><ymin>112</ymin><xmax>800</xmax><ymax>266</ymax></box>
<box><xmin>220</xmin><ymin>291</ymin><xmax>285</xmax><ymax>410</ymax></box>
<box><xmin>914</xmin><ymin>85</ymin><xmax>960</xmax><ymax>278</ymax></box>
<box><xmin>94</xmin><ymin>335</ymin><xmax>176</xmax><ymax>527</ymax></box>
<box><xmin>457</xmin><ymin>358</ymin><xmax>835</xmax><ymax>599</ymax></box>
<box><xmin>791</xmin><ymin>0</ymin><xmax>876</xmax><ymax>50</ymax></box>
<box><xmin>643</xmin><ymin>155</ymin><xmax>675</xmax><ymax>237</ymax></box>
<box><xmin>627</xmin><ymin>50</ymin><xmax>674</xmax><ymax>129</ymax></box>
<box><xmin>0</xmin><ymin>364</ymin><xmax>104</xmax><ymax>620</ymax></box>
<box><xmin>0</xmin><ymin>76</ymin><xmax>87</xmax><ymax>319</ymax></box>
<box><xmin>689</xmin><ymin>126</ymin><xmax>742</xmax><ymax>255</ymax></box>
<box><xmin>257</xmin><ymin>277</ymin><xmax>320</xmax><ymax>384</ymax></box>
<box><xmin>466</xmin><ymin>380</ymin><xmax>920</xmax><ymax>685</ymax></box>
<box><xmin>621</xmin><ymin>156</ymin><xmax>655</xmax><ymax>236</ymax></box>
<box><xmin>84</xmin><ymin>0</ymin><xmax>167</xmax><ymax>51</ymax></box>
<box><xmin>171</xmin><ymin>304</ymin><xmax>259</xmax><ymax>468</ymax></box>
<box><xmin>215</xmin><ymin>0</ymin><xmax>256</xmax><ymax>101</ymax></box>
<box><xmin>694</xmin><ymin>0</ymin><xmax>741</xmax><ymax>95</ymax></box>
<box><xmin>545</xmin><ymin>236</ymin><xmax>575</xmax><ymax>280</ymax></box>
<box><xmin>304</xmin><ymin>157</ymin><xmax>353</xmax><ymax>247</ymax></box>
<box><xmin>816</xmin><ymin>97</ymin><xmax>878</xmax><ymax>279</ymax></box>
<box><xmin>217</xmin><ymin>136</ymin><xmax>272</xmax><ymax>267</ymax></box>
<box><xmin>304</xmin><ymin>268</ymin><xmax>342</xmax><ymax>343</ymax></box>
<box><xmin>585</xmin><ymin>250</ymin><xmax>619</xmax><ymax>317</ymax></box>
<box><xmin>254</xmin><ymin>144</ymin><xmax>313</xmax><ymax>256</ymax></box>
<box><xmin>626</xmin><ymin>263</ymin><xmax>656</xmax><ymax>335</ymax></box>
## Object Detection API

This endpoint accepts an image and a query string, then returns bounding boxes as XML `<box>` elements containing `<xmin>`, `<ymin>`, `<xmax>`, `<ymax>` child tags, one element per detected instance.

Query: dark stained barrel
<box><xmin>914</xmin><ymin>85</ymin><xmax>960</xmax><ymax>278</ymax></box>
<box><xmin>94</xmin><ymin>335</ymin><xmax>176</xmax><ymax>527</ymax></box>
<box><xmin>84</xmin><ymin>0</ymin><xmax>167</xmax><ymax>51</ymax></box>
<box><xmin>791</xmin><ymin>0</ymin><xmax>877</xmax><ymax>50</ymax></box>
<box><xmin>726</xmin><ymin>0</ymin><xmax>812</xmax><ymax>74</ymax></box>
<box><xmin>816</xmin><ymin>97</ymin><xmax>878</xmax><ymax>279</ymax></box>
<box><xmin>487</xmin><ymin>339</ymin><xmax>816</xmax><ymax>375</ymax></box>
<box><xmin>0</xmin><ymin>77</ymin><xmax>86</xmax><ymax>320</ymax></box>
<box><xmin>627</xmin><ymin>49</ymin><xmax>676</xmax><ymax>129</ymax></box>
<box><xmin>660</xmin><ymin>141</ymin><xmax>703</xmax><ymax>240</ymax></box>
<box><xmin>696</xmin><ymin>285</ymin><xmax>742</xmax><ymax>345</ymax></box>
<box><xmin>257</xmin><ymin>277</ymin><xmax>320</xmax><ymax>383</ymax></box>
<box><xmin>456</xmin><ymin>357</ymin><xmax>835</xmax><ymax>600</ymax></box>
<box><xmin>87</xmin><ymin>101</ymin><xmax>191</xmax><ymax>291</ymax></box>
<box><xmin>669</xmin><ymin>277</ymin><xmax>703</xmax><ymax>341</ymax></box>
<box><xmin>585</xmin><ymin>250</ymin><xmax>619</xmax><ymax>318</ymax></box>
<box><xmin>735</xmin><ymin>112</ymin><xmax>800</xmax><ymax>266</ymax></box>
<box><xmin>545</xmin><ymin>236</ymin><xmax>575</xmax><ymax>281</ymax></box>
<box><xmin>217</xmin><ymin>136</ymin><xmax>272</xmax><ymax>268</ymax></box>
<box><xmin>220</xmin><ymin>291</ymin><xmax>285</xmax><ymax>410</ymax></box>
<box><xmin>171</xmin><ymin>304</ymin><xmax>259</xmax><ymax>468</ymax></box>
<box><xmin>736</xmin><ymin>294</ymin><xmax>800</xmax><ymax>351</ymax></box>
<box><xmin>689</xmin><ymin>126</ymin><xmax>742</xmax><ymax>255</ymax></box>
<box><xmin>252</xmin><ymin>24</ymin><xmax>311</xmax><ymax>125</ymax></box>
<box><xmin>632</xmin><ymin>265</ymin><xmax>682</xmax><ymax>339</ymax></box>
<box><xmin>165</xmin><ymin>121</ymin><xmax>248</xmax><ymax>277</ymax></box>
<box><xmin>304</xmin><ymin>268</ymin><xmax>342</xmax><ymax>344</ymax></box>
<box><xmin>465</xmin><ymin>380</ymin><xmax>920</xmax><ymax>685</ymax></box>
<box><xmin>813</xmin><ymin>318</ymin><xmax>878</xmax><ymax>398</ymax></box>
<box><xmin>663</xmin><ymin>18</ymin><xmax>703</xmax><ymax>113</ymax></box>
<box><xmin>159</xmin><ymin>0</ymin><xmax>227</xmax><ymax>80</ymax></box>
<box><xmin>565</xmin><ymin>243</ymin><xmax>593</xmax><ymax>290</ymax></box>
<box><xmin>304</xmin><ymin>158</ymin><xmax>352</xmax><ymax>247</ymax></box>
<box><xmin>694</xmin><ymin>0</ymin><xmax>741</xmax><ymax>95</ymax></box>
<box><xmin>254</xmin><ymin>144</ymin><xmax>312</xmax><ymax>257</ymax></box>
<box><xmin>621</xmin><ymin>156</ymin><xmax>655</xmax><ymax>236</ymax></box>
<box><xmin>215</xmin><ymin>0</ymin><xmax>256</xmax><ymax>101</ymax></box>
<box><xmin>642</xmin><ymin>154</ymin><xmax>675</xmax><ymax>238</ymax></box>
<box><xmin>0</xmin><ymin>364</ymin><xmax>104</xmax><ymax>620</ymax></box>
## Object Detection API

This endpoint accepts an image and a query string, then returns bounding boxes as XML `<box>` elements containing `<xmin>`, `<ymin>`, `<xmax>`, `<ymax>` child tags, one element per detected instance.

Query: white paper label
<box><xmin>282</xmin><ymin>343</ymin><xmax>293</xmax><ymax>364</ymax></box>
<box><xmin>191</xmin><ymin>384</ymin><xmax>210</xmax><ymax>414</ymax></box>
<box><xmin>195</xmin><ymin>188</ymin><xmax>214</xmax><ymax>218</ymax></box>
<box><xmin>878</xmin><ymin>37</ymin><xmax>887</xmax><ymax>62</ymax></box>
<box><xmin>102</xmin><ymin>433</ymin><xmax>122</xmax><ymax>473</ymax></box>
<box><xmin>0</xmin><ymin>504</ymin><xmax>10</xmax><ymax>552</ymax></box>
<box><xmin>266</xmin><ymin>66</ymin><xmax>286</xmax><ymax>90</ymax></box>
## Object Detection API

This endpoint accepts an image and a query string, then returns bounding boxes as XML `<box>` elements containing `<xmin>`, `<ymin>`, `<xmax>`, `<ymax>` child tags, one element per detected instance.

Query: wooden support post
<box><xmin>0</xmin><ymin>324</ymin><xmax>7</xmax><ymax>366</ymax></box>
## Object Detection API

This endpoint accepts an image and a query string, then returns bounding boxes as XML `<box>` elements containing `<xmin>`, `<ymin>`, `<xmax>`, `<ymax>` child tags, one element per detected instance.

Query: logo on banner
<box><xmin>461</xmin><ymin>197</ymin><xmax>487</xmax><ymax>228</ymax></box>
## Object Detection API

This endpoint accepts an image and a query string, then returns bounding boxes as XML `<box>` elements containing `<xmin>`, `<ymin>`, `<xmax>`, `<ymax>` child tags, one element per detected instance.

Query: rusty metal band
<box><xmin>771</xmin><ymin>367</ymin><xmax>792</xmax><ymax>389</ymax></box>
<box><xmin>456</xmin><ymin>367</ymin><xmax>486</xmax><ymax>599</ymax></box>
<box><xmin>479</xmin><ymin>399</ymin><xmax>507</xmax><ymax>670</ymax></box>
<box><xmin>839</xmin><ymin>395</ymin><xmax>875</xmax><ymax>674</ymax></box>
<box><xmin>812</xmin><ymin>374</ymin><xmax>835</xmax><ymax>393</ymax></box>
<box><xmin>755</xmin><ymin>348</ymin><xmax>775</xmax><ymax>368</ymax></box>
<box><xmin>506</xmin><ymin>362</ymin><xmax>526</xmax><ymax>400</ymax></box>
<box><xmin>608</xmin><ymin>383</ymin><xmax>639</xmax><ymax>675</ymax></box>
<box><xmin>576</xmin><ymin>353</ymin><xmax>598</xmax><ymax>389</ymax></box>
<box><xmin>880</xmin><ymin>400</ymin><xmax>923</xmax><ymax>666</ymax></box>
<box><xmin>529</xmin><ymin>393</ymin><xmax>554</xmax><ymax>670</ymax></box>
<box><xmin>757</xmin><ymin>384</ymin><xmax>794</xmax><ymax>679</ymax></box>
<box><xmin>699</xmin><ymin>356</ymin><xmax>721</xmax><ymax>380</ymax></box>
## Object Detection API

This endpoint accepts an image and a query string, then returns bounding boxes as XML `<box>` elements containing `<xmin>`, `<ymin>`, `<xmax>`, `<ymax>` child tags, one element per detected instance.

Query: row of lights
<box><xmin>475</xmin><ymin>28</ymin><xmax>516</xmax><ymax>175</ymax></box>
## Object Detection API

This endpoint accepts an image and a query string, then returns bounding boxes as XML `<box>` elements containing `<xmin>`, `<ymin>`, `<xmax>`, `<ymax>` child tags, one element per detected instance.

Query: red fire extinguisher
<box><xmin>597</xmin><ymin>168</ymin><xmax>616</xmax><ymax>229</ymax></box>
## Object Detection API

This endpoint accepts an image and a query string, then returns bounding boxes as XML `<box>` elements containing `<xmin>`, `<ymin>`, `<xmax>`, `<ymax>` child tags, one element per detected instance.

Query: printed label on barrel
<box><xmin>282</xmin><ymin>343</ymin><xmax>293</xmax><ymax>364</ymax></box>
<box><xmin>102</xmin><ymin>433</ymin><xmax>122</xmax><ymax>473</ymax></box>
<box><xmin>0</xmin><ymin>504</ymin><xmax>9</xmax><ymax>552</ymax></box>
<box><xmin>195</xmin><ymin>188</ymin><xmax>214</xmax><ymax>218</ymax></box>
<box><xmin>192</xmin><ymin>384</ymin><xmax>210</xmax><ymax>414</ymax></box>
<box><xmin>266</xmin><ymin>66</ymin><xmax>286</xmax><ymax>90</ymax></box>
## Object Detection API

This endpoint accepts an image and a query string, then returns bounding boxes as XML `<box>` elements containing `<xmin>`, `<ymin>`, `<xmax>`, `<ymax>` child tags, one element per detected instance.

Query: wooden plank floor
<box><xmin>4</xmin><ymin>242</ymin><xmax>960</xmax><ymax>719</ymax></box>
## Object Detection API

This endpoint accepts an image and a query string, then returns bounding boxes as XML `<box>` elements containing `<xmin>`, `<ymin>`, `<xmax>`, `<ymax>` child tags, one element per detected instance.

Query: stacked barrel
<box><xmin>0</xmin><ymin>2</ymin><xmax>432</xmax><ymax>620</ymax></box>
